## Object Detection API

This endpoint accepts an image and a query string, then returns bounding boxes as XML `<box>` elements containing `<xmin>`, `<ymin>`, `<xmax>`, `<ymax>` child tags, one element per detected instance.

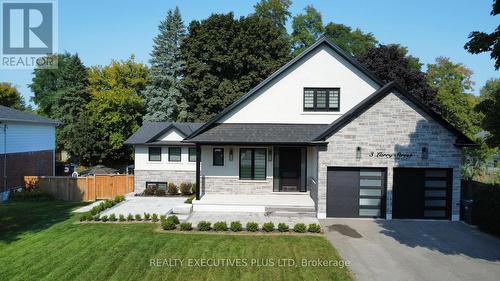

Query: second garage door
<box><xmin>327</xmin><ymin>167</ymin><xmax>386</xmax><ymax>218</ymax></box>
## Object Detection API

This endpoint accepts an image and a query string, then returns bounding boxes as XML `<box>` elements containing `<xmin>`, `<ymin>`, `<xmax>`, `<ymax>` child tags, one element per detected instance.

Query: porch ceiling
<box><xmin>185</xmin><ymin>123</ymin><xmax>328</xmax><ymax>144</ymax></box>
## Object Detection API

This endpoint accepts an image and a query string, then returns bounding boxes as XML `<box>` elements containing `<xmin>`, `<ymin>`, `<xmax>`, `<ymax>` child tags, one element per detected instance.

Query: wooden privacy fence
<box><xmin>24</xmin><ymin>175</ymin><xmax>134</xmax><ymax>202</ymax></box>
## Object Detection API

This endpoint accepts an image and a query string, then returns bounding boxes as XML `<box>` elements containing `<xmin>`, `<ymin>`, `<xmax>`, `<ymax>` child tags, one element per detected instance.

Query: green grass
<box><xmin>0</xmin><ymin>201</ymin><xmax>352</xmax><ymax>281</ymax></box>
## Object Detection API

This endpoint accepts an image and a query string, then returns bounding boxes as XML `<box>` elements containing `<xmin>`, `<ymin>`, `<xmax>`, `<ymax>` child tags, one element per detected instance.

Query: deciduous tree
<box><xmin>291</xmin><ymin>5</ymin><xmax>324</xmax><ymax>55</ymax></box>
<box><xmin>0</xmin><ymin>82</ymin><xmax>27</xmax><ymax>110</ymax></box>
<box><xmin>476</xmin><ymin>78</ymin><xmax>500</xmax><ymax>147</ymax></box>
<box><xmin>323</xmin><ymin>22</ymin><xmax>378</xmax><ymax>57</ymax></box>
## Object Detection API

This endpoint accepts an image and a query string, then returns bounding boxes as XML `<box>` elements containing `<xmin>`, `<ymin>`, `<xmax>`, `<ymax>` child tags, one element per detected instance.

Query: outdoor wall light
<box><xmin>356</xmin><ymin>146</ymin><xmax>362</xmax><ymax>160</ymax></box>
<box><xmin>229</xmin><ymin>148</ymin><xmax>233</xmax><ymax>161</ymax></box>
<box><xmin>421</xmin><ymin>146</ymin><xmax>428</xmax><ymax>160</ymax></box>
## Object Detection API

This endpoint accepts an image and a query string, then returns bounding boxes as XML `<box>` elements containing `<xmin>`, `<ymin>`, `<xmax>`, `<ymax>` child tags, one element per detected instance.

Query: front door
<box><xmin>273</xmin><ymin>147</ymin><xmax>306</xmax><ymax>192</ymax></box>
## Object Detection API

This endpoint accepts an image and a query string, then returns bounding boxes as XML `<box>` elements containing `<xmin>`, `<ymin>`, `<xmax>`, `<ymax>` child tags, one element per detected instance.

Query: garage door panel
<box><xmin>327</xmin><ymin>167</ymin><xmax>386</xmax><ymax>218</ymax></box>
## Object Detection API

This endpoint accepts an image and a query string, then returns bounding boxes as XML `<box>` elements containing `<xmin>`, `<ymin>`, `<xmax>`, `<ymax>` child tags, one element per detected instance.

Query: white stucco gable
<box><xmin>218</xmin><ymin>42</ymin><xmax>381</xmax><ymax>124</ymax></box>
<box><xmin>156</xmin><ymin>128</ymin><xmax>185</xmax><ymax>141</ymax></box>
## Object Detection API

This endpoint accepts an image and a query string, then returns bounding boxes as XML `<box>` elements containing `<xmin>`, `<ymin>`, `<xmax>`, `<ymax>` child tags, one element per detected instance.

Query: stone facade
<box><xmin>134</xmin><ymin>170</ymin><xmax>196</xmax><ymax>193</ymax></box>
<box><xmin>316</xmin><ymin>91</ymin><xmax>462</xmax><ymax>220</ymax></box>
<box><xmin>202</xmin><ymin>176</ymin><xmax>273</xmax><ymax>194</ymax></box>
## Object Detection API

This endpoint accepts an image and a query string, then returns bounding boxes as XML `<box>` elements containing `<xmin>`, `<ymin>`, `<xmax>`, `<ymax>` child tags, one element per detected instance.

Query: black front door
<box><xmin>279</xmin><ymin>147</ymin><xmax>302</xmax><ymax>192</ymax></box>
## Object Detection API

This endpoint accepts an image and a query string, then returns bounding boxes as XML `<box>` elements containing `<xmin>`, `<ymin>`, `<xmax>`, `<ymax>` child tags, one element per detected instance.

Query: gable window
<box><xmin>188</xmin><ymin>147</ymin><xmax>197</xmax><ymax>162</ymax></box>
<box><xmin>168</xmin><ymin>147</ymin><xmax>181</xmax><ymax>162</ymax></box>
<box><xmin>304</xmin><ymin>88</ymin><xmax>340</xmax><ymax>112</ymax></box>
<box><xmin>213</xmin><ymin>148</ymin><xmax>224</xmax><ymax>166</ymax></box>
<box><xmin>240</xmin><ymin>148</ymin><xmax>266</xmax><ymax>180</ymax></box>
<box><xmin>148</xmin><ymin>147</ymin><xmax>162</xmax><ymax>162</ymax></box>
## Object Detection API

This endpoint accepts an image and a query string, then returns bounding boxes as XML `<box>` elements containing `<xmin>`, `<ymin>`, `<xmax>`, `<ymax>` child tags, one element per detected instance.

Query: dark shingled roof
<box><xmin>186</xmin><ymin>123</ymin><xmax>329</xmax><ymax>144</ymax></box>
<box><xmin>124</xmin><ymin>122</ymin><xmax>203</xmax><ymax>145</ymax></box>
<box><xmin>0</xmin><ymin>105</ymin><xmax>59</xmax><ymax>125</ymax></box>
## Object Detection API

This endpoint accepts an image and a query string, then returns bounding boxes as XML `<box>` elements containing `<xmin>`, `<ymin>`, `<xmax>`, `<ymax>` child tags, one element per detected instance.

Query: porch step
<box><xmin>265</xmin><ymin>206</ymin><xmax>316</xmax><ymax>218</ymax></box>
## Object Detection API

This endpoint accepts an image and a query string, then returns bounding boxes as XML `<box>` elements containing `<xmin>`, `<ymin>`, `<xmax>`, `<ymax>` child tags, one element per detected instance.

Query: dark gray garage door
<box><xmin>327</xmin><ymin>167</ymin><xmax>386</xmax><ymax>218</ymax></box>
<box><xmin>393</xmin><ymin>168</ymin><xmax>452</xmax><ymax>220</ymax></box>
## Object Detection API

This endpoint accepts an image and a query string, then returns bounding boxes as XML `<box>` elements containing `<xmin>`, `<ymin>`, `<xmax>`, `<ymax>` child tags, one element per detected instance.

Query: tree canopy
<box><xmin>358</xmin><ymin>44</ymin><xmax>439</xmax><ymax>111</ymax></box>
<box><xmin>323</xmin><ymin>22</ymin><xmax>378</xmax><ymax>57</ymax></box>
<box><xmin>476</xmin><ymin>78</ymin><xmax>500</xmax><ymax>147</ymax></box>
<box><xmin>143</xmin><ymin>7</ymin><xmax>187</xmax><ymax>122</ymax></box>
<box><xmin>464</xmin><ymin>0</ymin><xmax>500</xmax><ymax>69</ymax></box>
<box><xmin>181</xmin><ymin>13</ymin><xmax>291</xmax><ymax>121</ymax></box>
<box><xmin>254</xmin><ymin>0</ymin><xmax>292</xmax><ymax>34</ymax></box>
<box><xmin>291</xmin><ymin>5</ymin><xmax>324</xmax><ymax>55</ymax></box>
<box><xmin>0</xmin><ymin>82</ymin><xmax>27</xmax><ymax>110</ymax></box>
<box><xmin>426</xmin><ymin>57</ymin><xmax>482</xmax><ymax>137</ymax></box>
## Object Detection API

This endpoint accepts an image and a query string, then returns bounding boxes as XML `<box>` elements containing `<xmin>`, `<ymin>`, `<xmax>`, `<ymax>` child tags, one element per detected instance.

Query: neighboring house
<box><xmin>0</xmin><ymin>105</ymin><xmax>58</xmax><ymax>192</ymax></box>
<box><xmin>126</xmin><ymin>37</ymin><xmax>475</xmax><ymax>221</ymax></box>
<box><xmin>124</xmin><ymin>122</ymin><xmax>203</xmax><ymax>192</ymax></box>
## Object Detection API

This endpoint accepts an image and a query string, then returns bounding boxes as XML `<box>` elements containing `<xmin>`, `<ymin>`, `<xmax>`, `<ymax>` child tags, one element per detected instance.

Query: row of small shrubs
<box><xmin>161</xmin><ymin>220</ymin><xmax>321</xmax><ymax>233</ymax></box>
<box><xmin>9</xmin><ymin>188</ymin><xmax>55</xmax><ymax>201</ymax></box>
<box><xmin>80</xmin><ymin>212</ymin><xmax>162</xmax><ymax>222</ymax></box>
<box><xmin>79</xmin><ymin>195</ymin><xmax>125</xmax><ymax>221</ymax></box>
<box><xmin>143</xmin><ymin>182</ymin><xmax>195</xmax><ymax>196</ymax></box>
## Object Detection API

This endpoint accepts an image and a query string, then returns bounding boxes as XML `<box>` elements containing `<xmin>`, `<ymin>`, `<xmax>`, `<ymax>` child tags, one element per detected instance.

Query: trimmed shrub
<box><xmin>246</xmin><ymin>222</ymin><xmax>259</xmax><ymax>232</ymax></box>
<box><xmin>213</xmin><ymin>221</ymin><xmax>228</xmax><ymax>231</ymax></box>
<box><xmin>144</xmin><ymin>186</ymin><xmax>156</xmax><ymax>196</ymax></box>
<box><xmin>197</xmin><ymin>221</ymin><xmax>211</xmax><ymax>231</ymax></box>
<box><xmin>293</xmin><ymin>223</ymin><xmax>307</xmax><ymax>233</ymax></box>
<box><xmin>167</xmin><ymin>183</ymin><xmax>179</xmax><ymax>195</ymax></box>
<box><xmin>262</xmin><ymin>222</ymin><xmax>275</xmax><ymax>232</ymax></box>
<box><xmin>79</xmin><ymin>213</ymin><xmax>91</xmax><ymax>222</ymax></box>
<box><xmin>9</xmin><ymin>189</ymin><xmax>55</xmax><ymax>201</ymax></box>
<box><xmin>180</xmin><ymin>182</ymin><xmax>193</xmax><ymax>195</ymax></box>
<box><xmin>160</xmin><ymin>215</ymin><xmax>166</xmax><ymax>221</ymax></box>
<box><xmin>152</xmin><ymin>214</ymin><xmax>159</xmax><ymax>222</ymax></box>
<box><xmin>230</xmin><ymin>221</ymin><xmax>242</xmax><ymax>232</ymax></box>
<box><xmin>161</xmin><ymin>218</ymin><xmax>176</xmax><ymax>230</ymax></box>
<box><xmin>180</xmin><ymin>222</ymin><xmax>193</xmax><ymax>231</ymax></box>
<box><xmin>473</xmin><ymin>186</ymin><xmax>500</xmax><ymax>236</ymax></box>
<box><xmin>135</xmin><ymin>214</ymin><xmax>142</xmax><ymax>221</ymax></box>
<box><xmin>90</xmin><ymin>206</ymin><xmax>99</xmax><ymax>216</ymax></box>
<box><xmin>184</xmin><ymin>195</ymin><xmax>195</xmax><ymax>204</ymax></box>
<box><xmin>308</xmin><ymin>224</ymin><xmax>321</xmax><ymax>233</ymax></box>
<box><xmin>155</xmin><ymin>189</ymin><xmax>166</xmax><ymax>196</ymax></box>
<box><xmin>144</xmin><ymin>213</ymin><xmax>151</xmax><ymax>221</ymax></box>
<box><xmin>93</xmin><ymin>214</ymin><xmax>100</xmax><ymax>221</ymax></box>
<box><xmin>86</xmin><ymin>213</ymin><xmax>94</xmax><ymax>222</ymax></box>
<box><xmin>278</xmin><ymin>223</ymin><xmax>289</xmax><ymax>232</ymax></box>
<box><xmin>114</xmin><ymin>195</ymin><xmax>125</xmax><ymax>203</ymax></box>
<box><xmin>109</xmin><ymin>214</ymin><xmax>117</xmax><ymax>222</ymax></box>
<box><xmin>127</xmin><ymin>213</ymin><xmax>134</xmax><ymax>221</ymax></box>
<box><xmin>167</xmin><ymin>215</ymin><xmax>179</xmax><ymax>225</ymax></box>
<box><xmin>119</xmin><ymin>214</ymin><xmax>125</xmax><ymax>222</ymax></box>
<box><xmin>101</xmin><ymin>215</ymin><xmax>109</xmax><ymax>222</ymax></box>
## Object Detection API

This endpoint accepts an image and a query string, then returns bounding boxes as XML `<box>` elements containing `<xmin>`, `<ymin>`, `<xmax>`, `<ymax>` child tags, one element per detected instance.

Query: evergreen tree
<box><xmin>143</xmin><ymin>7</ymin><xmax>187</xmax><ymax>122</ymax></box>
<box><xmin>54</xmin><ymin>54</ymin><xmax>91</xmax><ymax>154</ymax></box>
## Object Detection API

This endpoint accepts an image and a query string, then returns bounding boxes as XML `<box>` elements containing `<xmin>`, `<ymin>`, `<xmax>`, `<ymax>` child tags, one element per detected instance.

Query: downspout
<box><xmin>1</xmin><ymin>123</ymin><xmax>7</xmax><ymax>192</ymax></box>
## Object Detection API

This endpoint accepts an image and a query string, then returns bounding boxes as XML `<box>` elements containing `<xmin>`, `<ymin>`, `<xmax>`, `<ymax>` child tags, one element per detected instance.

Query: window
<box><xmin>146</xmin><ymin>182</ymin><xmax>167</xmax><ymax>190</ymax></box>
<box><xmin>213</xmin><ymin>148</ymin><xmax>224</xmax><ymax>166</ymax></box>
<box><xmin>303</xmin><ymin>88</ymin><xmax>340</xmax><ymax>112</ymax></box>
<box><xmin>148</xmin><ymin>147</ymin><xmax>161</xmax><ymax>161</ymax></box>
<box><xmin>239</xmin><ymin>148</ymin><xmax>266</xmax><ymax>180</ymax></box>
<box><xmin>168</xmin><ymin>147</ymin><xmax>181</xmax><ymax>162</ymax></box>
<box><xmin>188</xmin><ymin>147</ymin><xmax>197</xmax><ymax>162</ymax></box>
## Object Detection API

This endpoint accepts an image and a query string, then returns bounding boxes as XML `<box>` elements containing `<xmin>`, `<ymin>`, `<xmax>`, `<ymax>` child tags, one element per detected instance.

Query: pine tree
<box><xmin>54</xmin><ymin>54</ymin><xmax>91</xmax><ymax>154</ymax></box>
<box><xmin>143</xmin><ymin>7</ymin><xmax>187</xmax><ymax>122</ymax></box>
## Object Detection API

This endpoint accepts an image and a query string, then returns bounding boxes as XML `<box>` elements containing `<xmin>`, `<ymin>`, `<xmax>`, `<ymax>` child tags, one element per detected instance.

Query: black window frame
<box><xmin>239</xmin><ymin>148</ymin><xmax>267</xmax><ymax>180</ymax></box>
<box><xmin>303</xmin><ymin>88</ymin><xmax>340</xmax><ymax>112</ymax></box>
<box><xmin>148</xmin><ymin>147</ymin><xmax>162</xmax><ymax>162</ymax></box>
<box><xmin>168</xmin><ymin>147</ymin><xmax>181</xmax><ymax>162</ymax></box>
<box><xmin>213</xmin><ymin>148</ymin><xmax>224</xmax><ymax>166</ymax></box>
<box><xmin>146</xmin><ymin>182</ymin><xmax>168</xmax><ymax>190</ymax></box>
<box><xmin>188</xmin><ymin>147</ymin><xmax>197</xmax><ymax>162</ymax></box>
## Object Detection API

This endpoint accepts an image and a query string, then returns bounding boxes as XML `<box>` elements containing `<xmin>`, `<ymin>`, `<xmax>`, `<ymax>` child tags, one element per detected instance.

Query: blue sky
<box><xmin>1</xmin><ymin>0</ymin><xmax>498</xmax><ymax>106</ymax></box>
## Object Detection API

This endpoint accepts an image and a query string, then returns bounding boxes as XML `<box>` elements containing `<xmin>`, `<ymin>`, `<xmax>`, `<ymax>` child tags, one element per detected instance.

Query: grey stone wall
<box><xmin>134</xmin><ymin>170</ymin><xmax>196</xmax><ymax>193</ymax></box>
<box><xmin>317</xmin><ymin>91</ymin><xmax>462</xmax><ymax>220</ymax></box>
<box><xmin>202</xmin><ymin>176</ymin><xmax>273</xmax><ymax>194</ymax></box>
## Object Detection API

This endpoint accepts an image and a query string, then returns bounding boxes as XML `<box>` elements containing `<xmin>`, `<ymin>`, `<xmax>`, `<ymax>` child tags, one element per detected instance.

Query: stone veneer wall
<box><xmin>202</xmin><ymin>176</ymin><xmax>273</xmax><ymax>194</ymax></box>
<box><xmin>317</xmin><ymin>91</ymin><xmax>462</xmax><ymax>220</ymax></box>
<box><xmin>134</xmin><ymin>170</ymin><xmax>196</xmax><ymax>193</ymax></box>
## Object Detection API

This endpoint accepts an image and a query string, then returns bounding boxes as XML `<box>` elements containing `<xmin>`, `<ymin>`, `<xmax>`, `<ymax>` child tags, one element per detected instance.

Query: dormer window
<box><xmin>304</xmin><ymin>88</ymin><xmax>340</xmax><ymax>112</ymax></box>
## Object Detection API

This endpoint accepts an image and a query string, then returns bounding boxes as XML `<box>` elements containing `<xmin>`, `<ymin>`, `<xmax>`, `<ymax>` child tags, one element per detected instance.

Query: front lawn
<box><xmin>0</xmin><ymin>201</ymin><xmax>352</xmax><ymax>281</ymax></box>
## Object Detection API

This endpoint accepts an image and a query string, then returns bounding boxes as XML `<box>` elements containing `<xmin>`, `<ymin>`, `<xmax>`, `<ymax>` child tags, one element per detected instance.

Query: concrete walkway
<box><xmin>99</xmin><ymin>196</ymin><xmax>187</xmax><ymax>217</ymax></box>
<box><xmin>321</xmin><ymin>219</ymin><xmax>500</xmax><ymax>281</ymax></box>
<box><xmin>73</xmin><ymin>200</ymin><xmax>104</xmax><ymax>213</ymax></box>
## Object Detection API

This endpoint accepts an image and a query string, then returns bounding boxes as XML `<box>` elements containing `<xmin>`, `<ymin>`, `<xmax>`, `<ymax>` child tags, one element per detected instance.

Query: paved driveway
<box><xmin>321</xmin><ymin>219</ymin><xmax>500</xmax><ymax>281</ymax></box>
